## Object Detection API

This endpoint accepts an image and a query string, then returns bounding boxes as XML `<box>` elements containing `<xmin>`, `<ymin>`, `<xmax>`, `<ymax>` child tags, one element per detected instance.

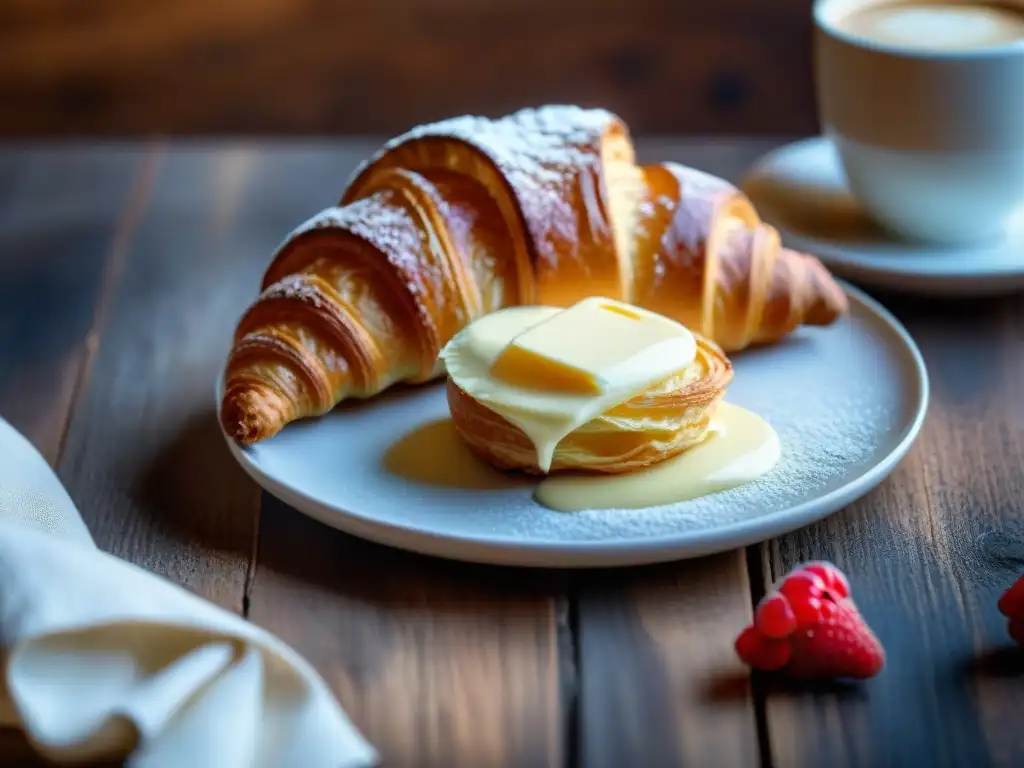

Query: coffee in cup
<box><xmin>836</xmin><ymin>1</ymin><xmax>1024</xmax><ymax>50</ymax></box>
<box><xmin>814</xmin><ymin>0</ymin><xmax>1024</xmax><ymax>245</ymax></box>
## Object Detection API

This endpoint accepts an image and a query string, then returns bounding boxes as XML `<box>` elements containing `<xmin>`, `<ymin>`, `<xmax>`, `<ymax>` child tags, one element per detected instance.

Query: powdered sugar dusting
<box><xmin>518</xmin><ymin>385</ymin><xmax>891</xmax><ymax>542</ymax></box>
<box><xmin>291</xmin><ymin>198</ymin><xmax>424</xmax><ymax>271</ymax></box>
<box><xmin>269</xmin><ymin>194</ymin><xmax>442</xmax><ymax>354</ymax></box>
<box><xmin>343</xmin><ymin>106</ymin><xmax>624</xmax><ymax>273</ymax></box>
<box><xmin>239</xmin><ymin>292</ymin><xmax>925</xmax><ymax>560</ymax></box>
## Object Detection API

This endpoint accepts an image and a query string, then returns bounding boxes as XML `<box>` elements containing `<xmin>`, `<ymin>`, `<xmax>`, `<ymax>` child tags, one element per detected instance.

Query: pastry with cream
<box><xmin>220</xmin><ymin>105</ymin><xmax>847</xmax><ymax>446</ymax></box>
<box><xmin>441</xmin><ymin>297</ymin><xmax>733</xmax><ymax>475</ymax></box>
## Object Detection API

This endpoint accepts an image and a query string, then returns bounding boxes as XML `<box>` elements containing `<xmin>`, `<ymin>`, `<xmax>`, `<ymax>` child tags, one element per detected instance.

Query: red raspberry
<box><xmin>784</xmin><ymin>597</ymin><xmax>885</xmax><ymax>680</ymax></box>
<box><xmin>1010</xmin><ymin>616</ymin><xmax>1024</xmax><ymax>647</ymax></box>
<box><xmin>997</xmin><ymin>575</ymin><xmax>1024</xmax><ymax>620</ymax></box>
<box><xmin>803</xmin><ymin>561</ymin><xmax>851</xmax><ymax>599</ymax></box>
<box><xmin>818</xmin><ymin>600</ymin><xmax>838</xmax><ymax>622</ymax></box>
<box><xmin>735</xmin><ymin>626</ymin><xmax>791</xmax><ymax>671</ymax></box>
<box><xmin>780</xmin><ymin>571</ymin><xmax>827</xmax><ymax>628</ymax></box>
<box><xmin>999</xmin><ymin>575</ymin><xmax>1024</xmax><ymax>647</ymax></box>
<box><xmin>735</xmin><ymin>561</ymin><xmax>884</xmax><ymax>680</ymax></box>
<box><xmin>755</xmin><ymin>594</ymin><xmax>797</xmax><ymax>639</ymax></box>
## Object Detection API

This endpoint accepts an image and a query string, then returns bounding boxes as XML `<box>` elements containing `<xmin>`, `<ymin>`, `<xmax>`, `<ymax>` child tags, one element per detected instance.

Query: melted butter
<box><xmin>382</xmin><ymin>417</ymin><xmax>520</xmax><ymax>491</ymax></box>
<box><xmin>381</xmin><ymin>404</ymin><xmax>779</xmax><ymax>510</ymax></box>
<box><xmin>535</xmin><ymin>401</ymin><xmax>780</xmax><ymax>511</ymax></box>
<box><xmin>439</xmin><ymin>301</ymin><xmax>697</xmax><ymax>472</ymax></box>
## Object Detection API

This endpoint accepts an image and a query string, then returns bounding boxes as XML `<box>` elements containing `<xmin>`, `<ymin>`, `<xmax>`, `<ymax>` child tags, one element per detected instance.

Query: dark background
<box><xmin>0</xmin><ymin>0</ymin><xmax>818</xmax><ymax>137</ymax></box>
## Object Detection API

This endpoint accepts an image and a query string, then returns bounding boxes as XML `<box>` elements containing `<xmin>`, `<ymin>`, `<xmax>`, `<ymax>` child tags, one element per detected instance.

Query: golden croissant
<box><xmin>221</xmin><ymin>105</ymin><xmax>848</xmax><ymax>445</ymax></box>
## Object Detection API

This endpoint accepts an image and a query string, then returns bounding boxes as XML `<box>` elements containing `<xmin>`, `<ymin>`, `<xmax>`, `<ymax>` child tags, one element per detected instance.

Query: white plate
<box><xmin>741</xmin><ymin>136</ymin><xmax>1024</xmax><ymax>297</ymax></box>
<box><xmin>220</xmin><ymin>285</ymin><xmax>928</xmax><ymax>568</ymax></box>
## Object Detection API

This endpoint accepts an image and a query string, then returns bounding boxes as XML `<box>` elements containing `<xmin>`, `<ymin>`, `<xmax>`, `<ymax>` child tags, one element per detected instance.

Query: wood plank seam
<box><xmin>53</xmin><ymin>141</ymin><xmax>165</xmax><ymax>466</ymax></box>
<box><xmin>557</xmin><ymin>595</ymin><xmax>580</xmax><ymax>768</ymax></box>
<box><xmin>242</xmin><ymin>496</ymin><xmax>261</xmax><ymax>619</ymax></box>
<box><xmin>0</xmin><ymin>143</ymin><xmax>161</xmax><ymax>768</ymax></box>
<box><xmin>52</xmin><ymin>144</ymin><xmax>263</xmax><ymax>615</ymax></box>
<box><xmin>746</xmin><ymin>546</ymin><xmax>775</xmax><ymax>768</ymax></box>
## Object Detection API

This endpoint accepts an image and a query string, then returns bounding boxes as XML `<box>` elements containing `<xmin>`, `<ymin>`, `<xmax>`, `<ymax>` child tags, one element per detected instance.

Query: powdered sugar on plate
<box><xmin>228</xmin><ymin>287</ymin><xmax>927</xmax><ymax>566</ymax></box>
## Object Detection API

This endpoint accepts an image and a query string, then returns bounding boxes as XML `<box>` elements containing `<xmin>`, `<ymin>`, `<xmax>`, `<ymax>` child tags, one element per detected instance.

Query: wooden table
<box><xmin>1</xmin><ymin>139</ymin><xmax>1021</xmax><ymax>768</ymax></box>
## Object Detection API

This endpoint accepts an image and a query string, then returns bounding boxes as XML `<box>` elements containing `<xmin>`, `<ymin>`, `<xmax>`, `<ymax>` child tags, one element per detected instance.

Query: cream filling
<box><xmin>440</xmin><ymin>305</ymin><xmax>697</xmax><ymax>472</ymax></box>
<box><xmin>535</xmin><ymin>401</ymin><xmax>780</xmax><ymax>511</ymax></box>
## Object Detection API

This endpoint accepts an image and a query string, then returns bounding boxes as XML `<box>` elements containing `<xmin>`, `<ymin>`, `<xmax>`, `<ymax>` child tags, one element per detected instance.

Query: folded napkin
<box><xmin>0</xmin><ymin>415</ymin><xmax>377</xmax><ymax>767</ymax></box>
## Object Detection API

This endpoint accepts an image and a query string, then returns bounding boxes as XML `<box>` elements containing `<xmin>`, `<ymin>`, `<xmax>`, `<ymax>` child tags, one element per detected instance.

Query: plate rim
<box><xmin>219</xmin><ymin>283</ymin><xmax>930</xmax><ymax>568</ymax></box>
<box><xmin>741</xmin><ymin>135</ymin><xmax>1024</xmax><ymax>296</ymax></box>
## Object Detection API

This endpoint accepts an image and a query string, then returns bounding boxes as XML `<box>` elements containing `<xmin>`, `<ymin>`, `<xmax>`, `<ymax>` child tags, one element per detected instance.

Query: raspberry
<box><xmin>1010</xmin><ymin>615</ymin><xmax>1024</xmax><ymax>647</ymax></box>
<box><xmin>784</xmin><ymin>598</ymin><xmax>885</xmax><ymax>679</ymax></box>
<box><xmin>735</xmin><ymin>626</ymin><xmax>791</xmax><ymax>671</ymax></box>
<box><xmin>997</xmin><ymin>575</ymin><xmax>1024</xmax><ymax>619</ymax></box>
<box><xmin>780</xmin><ymin>571</ymin><xmax>828</xmax><ymax>628</ymax></box>
<box><xmin>802</xmin><ymin>561</ymin><xmax>851</xmax><ymax>599</ymax></box>
<box><xmin>1000</xmin><ymin>575</ymin><xmax>1024</xmax><ymax>647</ymax></box>
<box><xmin>755</xmin><ymin>593</ymin><xmax>797</xmax><ymax>639</ymax></box>
<box><xmin>735</xmin><ymin>561</ymin><xmax>884</xmax><ymax>680</ymax></box>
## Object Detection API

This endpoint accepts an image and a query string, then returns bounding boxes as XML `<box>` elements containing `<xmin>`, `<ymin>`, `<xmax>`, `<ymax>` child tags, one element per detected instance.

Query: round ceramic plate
<box><xmin>741</xmin><ymin>136</ymin><xmax>1024</xmax><ymax>297</ymax></box>
<box><xmin>220</xmin><ymin>284</ymin><xmax>928</xmax><ymax>568</ymax></box>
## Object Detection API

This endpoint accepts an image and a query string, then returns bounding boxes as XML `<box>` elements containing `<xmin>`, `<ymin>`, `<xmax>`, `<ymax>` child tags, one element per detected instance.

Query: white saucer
<box><xmin>741</xmin><ymin>137</ymin><xmax>1024</xmax><ymax>297</ymax></box>
<box><xmin>220</xmin><ymin>284</ymin><xmax>928</xmax><ymax>569</ymax></box>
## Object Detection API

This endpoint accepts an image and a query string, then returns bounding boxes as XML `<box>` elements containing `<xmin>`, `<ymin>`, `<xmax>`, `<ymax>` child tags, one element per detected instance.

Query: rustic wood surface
<box><xmin>0</xmin><ymin>0</ymin><xmax>818</xmax><ymax>137</ymax></box>
<box><xmin>0</xmin><ymin>138</ymin><xmax>1021</xmax><ymax>767</ymax></box>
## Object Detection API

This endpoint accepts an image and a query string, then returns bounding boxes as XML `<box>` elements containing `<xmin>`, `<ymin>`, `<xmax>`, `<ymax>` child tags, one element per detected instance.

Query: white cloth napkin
<box><xmin>0</xmin><ymin>415</ymin><xmax>377</xmax><ymax>767</ymax></box>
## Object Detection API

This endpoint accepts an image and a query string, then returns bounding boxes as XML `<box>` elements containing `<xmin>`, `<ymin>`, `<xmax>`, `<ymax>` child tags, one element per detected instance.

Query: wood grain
<box><xmin>0</xmin><ymin>0</ymin><xmax>818</xmax><ymax>137</ymax></box>
<box><xmin>247</xmin><ymin>497</ymin><xmax>564</xmax><ymax>768</ymax></box>
<box><xmin>0</xmin><ymin>141</ymin><xmax>368</xmax><ymax>768</ymax></box>
<box><xmin>576</xmin><ymin>556</ymin><xmax>761</xmax><ymax>767</ymax></box>
<box><xmin>51</xmin><ymin>142</ymin><xmax>368</xmax><ymax>606</ymax></box>
<box><xmin>0</xmin><ymin>145</ymin><xmax>141</xmax><ymax>461</ymax></box>
<box><xmin>758</xmin><ymin>292</ymin><xmax>1024</xmax><ymax>768</ymax></box>
<box><xmin>239</xmin><ymin>137</ymin><xmax>777</xmax><ymax>768</ymax></box>
<box><xmin>573</xmin><ymin>139</ymin><xmax>777</xmax><ymax>768</ymax></box>
<box><xmin>0</xmin><ymin>147</ymin><xmax>144</xmax><ymax>768</ymax></box>
<box><xmin>6</xmin><ymin>138</ymin><xmax>1024</xmax><ymax>768</ymax></box>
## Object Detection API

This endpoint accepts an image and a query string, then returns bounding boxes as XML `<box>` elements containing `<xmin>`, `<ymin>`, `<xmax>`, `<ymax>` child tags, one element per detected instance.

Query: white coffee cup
<box><xmin>814</xmin><ymin>0</ymin><xmax>1024</xmax><ymax>245</ymax></box>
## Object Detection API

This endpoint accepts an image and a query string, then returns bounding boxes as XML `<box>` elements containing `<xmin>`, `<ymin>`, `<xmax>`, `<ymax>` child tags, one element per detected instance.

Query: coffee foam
<box><xmin>836</xmin><ymin>1</ymin><xmax>1024</xmax><ymax>51</ymax></box>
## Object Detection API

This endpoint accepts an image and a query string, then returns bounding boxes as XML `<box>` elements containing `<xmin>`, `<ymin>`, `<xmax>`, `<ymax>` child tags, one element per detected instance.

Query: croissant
<box><xmin>221</xmin><ymin>105</ymin><xmax>847</xmax><ymax>445</ymax></box>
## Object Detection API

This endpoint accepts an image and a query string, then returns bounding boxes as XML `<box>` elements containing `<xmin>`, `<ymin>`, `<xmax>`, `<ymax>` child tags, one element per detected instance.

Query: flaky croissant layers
<box><xmin>221</xmin><ymin>105</ymin><xmax>847</xmax><ymax>445</ymax></box>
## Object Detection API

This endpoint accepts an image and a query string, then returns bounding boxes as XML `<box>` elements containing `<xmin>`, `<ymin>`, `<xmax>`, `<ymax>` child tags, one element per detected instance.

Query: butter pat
<box><xmin>441</xmin><ymin>299</ymin><xmax>699</xmax><ymax>473</ymax></box>
<box><xmin>490</xmin><ymin>297</ymin><xmax>696</xmax><ymax>395</ymax></box>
